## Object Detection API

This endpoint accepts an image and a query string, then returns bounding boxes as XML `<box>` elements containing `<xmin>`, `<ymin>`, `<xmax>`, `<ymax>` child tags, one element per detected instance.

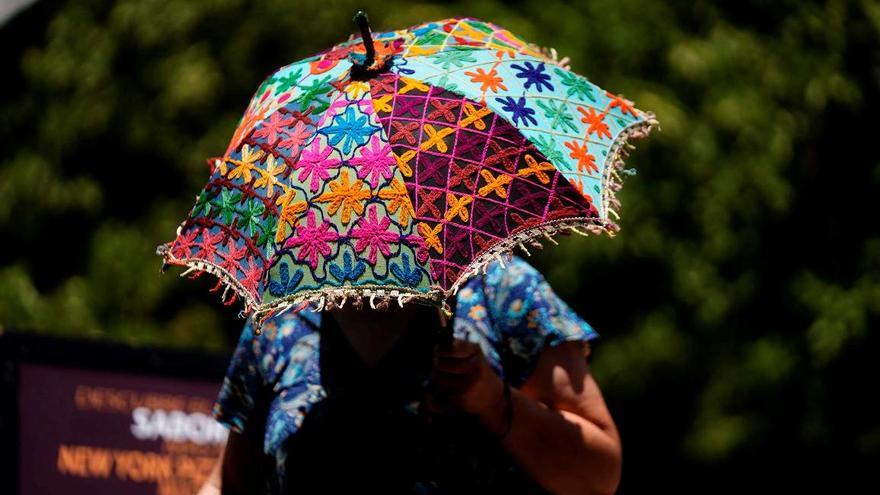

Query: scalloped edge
<box><xmin>157</xmin><ymin>242</ymin><xmax>261</xmax><ymax>313</ymax></box>
<box><xmin>601</xmin><ymin>111</ymin><xmax>660</xmax><ymax>226</ymax></box>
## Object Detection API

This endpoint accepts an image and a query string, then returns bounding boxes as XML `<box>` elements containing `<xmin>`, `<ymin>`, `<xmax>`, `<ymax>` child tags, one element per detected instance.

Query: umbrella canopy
<box><xmin>157</xmin><ymin>14</ymin><xmax>658</xmax><ymax>325</ymax></box>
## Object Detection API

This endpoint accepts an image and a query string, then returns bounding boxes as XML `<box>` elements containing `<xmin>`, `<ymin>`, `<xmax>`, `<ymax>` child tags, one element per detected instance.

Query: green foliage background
<box><xmin>1</xmin><ymin>0</ymin><xmax>878</xmax><ymax>491</ymax></box>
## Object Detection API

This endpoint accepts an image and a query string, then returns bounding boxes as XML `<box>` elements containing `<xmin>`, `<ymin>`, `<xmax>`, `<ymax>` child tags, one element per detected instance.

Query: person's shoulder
<box><xmin>483</xmin><ymin>255</ymin><xmax>545</xmax><ymax>292</ymax></box>
<box><xmin>242</xmin><ymin>309</ymin><xmax>320</xmax><ymax>353</ymax></box>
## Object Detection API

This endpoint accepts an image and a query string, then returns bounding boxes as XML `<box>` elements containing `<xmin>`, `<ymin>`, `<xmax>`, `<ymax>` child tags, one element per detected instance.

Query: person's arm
<box><xmin>434</xmin><ymin>339</ymin><xmax>620</xmax><ymax>495</ymax></box>
<box><xmin>220</xmin><ymin>429</ymin><xmax>267</xmax><ymax>495</ymax></box>
<box><xmin>196</xmin><ymin>446</ymin><xmax>223</xmax><ymax>495</ymax></box>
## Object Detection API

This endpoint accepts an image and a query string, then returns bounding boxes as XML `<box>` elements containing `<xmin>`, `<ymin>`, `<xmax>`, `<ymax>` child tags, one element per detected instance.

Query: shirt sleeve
<box><xmin>212</xmin><ymin>317</ymin><xmax>270</xmax><ymax>435</ymax></box>
<box><xmin>484</xmin><ymin>256</ymin><xmax>600</xmax><ymax>385</ymax></box>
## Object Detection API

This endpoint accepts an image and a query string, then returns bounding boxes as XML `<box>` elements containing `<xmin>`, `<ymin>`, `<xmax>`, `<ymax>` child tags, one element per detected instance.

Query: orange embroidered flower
<box><xmin>378</xmin><ymin>178</ymin><xmax>415</xmax><ymax>227</ymax></box>
<box><xmin>275</xmin><ymin>200</ymin><xmax>308</xmax><ymax>242</ymax></box>
<box><xmin>572</xmin><ymin>179</ymin><xmax>594</xmax><ymax>204</ymax></box>
<box><xmin>464</xmin><ymin>67</ymin><xmax>507</xmax><ymax>94</ymax></box>
<box><xmin>564</xmin><ymin>140</ymin><xmax>598</xmax><ymax>174</ymax></box>
<box><xmin>605</xmin><ymin>91</ymin><xmax>638</xmax><ymax>117</ymax></box>
<box><xmin>225</xmin><ymin>144</ymin><xmax>265</xmax><ymax>184</ymax></box>
<box><xmin>577</xmin><ymin>106</ymin><xmax>611</xmax><ymax>140</ymax></box>
<box><xmin>417</xmin><ymin>222</ymin><xmax>443</xmax><ymax>254</ymax></box>
<box><xmin>314</xmin><ymin>170</ymin><xmax>371</xmax><ymax>224</ymax></box>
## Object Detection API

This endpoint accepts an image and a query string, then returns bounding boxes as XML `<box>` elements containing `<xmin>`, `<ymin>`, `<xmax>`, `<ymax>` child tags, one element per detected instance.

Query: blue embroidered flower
<box><xmin>269</xmin><ymin>262</ymin><xmax>304</xmax><ymax>297</ymax></box>
<box><xmin>320</xmin><ymin>106</ymin><xmax>374</xmax><ymax>155</ymax></box>
<box><xmin>495</xmin><ymin>96</ymin><xmax>538</xmax><ymax>127</ymax></box>
<box><xmin>510</xmin><ymin>61</ymin><xmax>553</xmax><ymax>93</ymax></box>
<box><xmin>328</xmin><ymin>251</ymin><xmax>367</xmax><ymax>282</ymax></box>
<box><xmin>389</xmin><ymin>253</ymin><xmax>423</xmax><ymax>286</ymax></box>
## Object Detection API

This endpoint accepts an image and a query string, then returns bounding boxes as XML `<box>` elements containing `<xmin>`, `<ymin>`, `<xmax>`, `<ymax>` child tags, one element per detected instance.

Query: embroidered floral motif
<box><xmin>293</xmin><ymin>138</ymin><xmax>341</xmax><ymax>193</ymax></box>
<box><xmin>495</xmin><ymin>96</ymin><xmax>538</xmax><ymax>126</ymax></box>
<box><xmin>269</xmin><ymin>262</ymin><xmax>304</xmax><ymax>297</ymax></box>
<box><xmin>348</xmin><ymin>135</ymin><xmax>395</xmax><ymax>188</ymax></box>
<box><xmin>577</xmin><ymin>106</ymin><xmax>611</xmax><ymax>140</ymax></box>
<box><xmin>465</xmin><ymin>67</ymin><xmax>507</xmax><ymax>94</ymax></box>
<box><xmin>328</xmin><ymin>251</ymin><xmax>366</xmax><ymax>282</ymax></box>
<box><xmin>378</xmin><ymin>178</ymin><xmax>414</xmax><ymax>227</ymax></box>
<box><xmin>347</xmin><ymin>206</ymin><xmax>398</xmax><ymax>265</ymax></box>
<box><xmin>282</xmin><ymin>210</ymin><xmax>338</xmax><ymax>270</ymax></box>
<box><xmin>314</xmin><ymin>170</ymin><xmax>371</xmax><ymax>225</ymax></box>
<box><xmin>510</xmin><ymin>61</ymin><xmax>553</xmax><ymax>93</ymax></box>
<box><xmin>320</xmin><ymin>106</ymin><xmax>375</xmax><ymax>155</ymax></box>
<box><xmin>254</xmin><ymin>112</ymin><xmax>295</xmax><ymax>145</ymax></box>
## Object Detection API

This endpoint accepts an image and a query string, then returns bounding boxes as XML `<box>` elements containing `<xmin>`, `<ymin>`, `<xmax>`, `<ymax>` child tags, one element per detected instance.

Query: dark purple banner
<box><xmin>18</xmin><ymin>363</ymin><xmax>227</xmax><ymax>495</ymax></box>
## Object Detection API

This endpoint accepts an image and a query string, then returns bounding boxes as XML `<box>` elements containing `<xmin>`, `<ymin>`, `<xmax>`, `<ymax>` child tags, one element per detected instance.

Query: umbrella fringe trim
<box><xmin>252</xmin><ymin>286</ymin><xmax>446</xmax><ymax>332</ymax></box>
<box><xmin>158</xmin><ymin>246</ymin><xmax>262</xmax><ymax>314</ymax></box>
<box><xmin>601</xmin><ymin>111</ymin><xmax>660</xmax><ymax>223</ymax></box>
<box><xmin>446</xmin><ymin>216</ymin><xmax>616</xmax><ymax>296</ymax></box>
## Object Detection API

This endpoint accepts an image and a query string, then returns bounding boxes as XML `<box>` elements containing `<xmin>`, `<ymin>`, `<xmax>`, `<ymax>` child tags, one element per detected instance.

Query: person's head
<box><xmin>327</xmin><ymin>299</ymin><xmax>441</xmax><ymax>335</ymax></box>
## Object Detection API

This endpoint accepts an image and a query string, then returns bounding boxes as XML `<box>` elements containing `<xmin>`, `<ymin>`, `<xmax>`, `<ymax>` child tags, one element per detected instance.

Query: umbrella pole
<box><xmin>353</xmin><ymin>11</ymin><xmax>376</xmax><ymax>68</ymax></box>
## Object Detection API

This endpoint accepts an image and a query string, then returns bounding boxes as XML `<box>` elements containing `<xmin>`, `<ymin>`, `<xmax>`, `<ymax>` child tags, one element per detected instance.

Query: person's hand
<box><xmin>430</xmin><ymin>339</ymin><xmax>505</xmax><ymax>419</ymax></box>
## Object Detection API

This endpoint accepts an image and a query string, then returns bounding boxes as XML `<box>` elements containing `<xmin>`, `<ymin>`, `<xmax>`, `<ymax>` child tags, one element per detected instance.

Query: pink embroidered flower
<box><xmin>348</xmin><ymin>205</ymin><xmax>397</xmax><ymax>264</ymax></box>
<box><xmin>172</xmin><ymin>229</ymin><xmax>199</xmax><ymax>259</ymax></box>
<box><xmin>240</xmin><ymin>258</ymin><xmax>264</xmax><ymax>294</ymax></box>
<box><xmin>348</xmin><ymin>135</ymin><xmax>395</xmax><ymax>188</ymax></box>
<box><xmin>254</xmin><ymin>112</ymin><xmax>295</xmax><ymax>145</ymax></box>
<box><xmin>278</xmin><ymin>120</ymin><xmax>314</xmax><ymax>158</ymax></box>
<box><xmin>405</xmin><ymin>233</ymin><xmax>429</xmax><ymax>263</ymax></box>
<box><xmin>197</xmin><ymin>230</ymin><xmax>225</xmax><ymax>263</ymax></box>
<box><xmin>283</xmin><ymin>210</ymin><xmax>338</xmax><ymax>269</ymax></box>
<box><xmin>294</xmin><ymin>139</ymin><xmax>341</xmax><ymax>192</ymax></box>
<box><xmin>219</xmin><ymin>238</ymin><xmax>249</xmax><ymax>276</ymax></box>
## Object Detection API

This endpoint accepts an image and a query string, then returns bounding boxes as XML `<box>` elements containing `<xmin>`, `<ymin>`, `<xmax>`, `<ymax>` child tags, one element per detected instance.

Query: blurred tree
<box><xmin>0</xmin><ymin>0</ymin><xmax>877</xmax><ymax>492</ymax></box>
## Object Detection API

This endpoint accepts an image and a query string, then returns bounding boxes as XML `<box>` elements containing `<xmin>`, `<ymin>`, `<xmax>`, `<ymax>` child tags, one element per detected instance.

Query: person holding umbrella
<box><xmin>161</xmin><ymin>14</ymin><xmax>656</xmax><ymax>494</ymax></box>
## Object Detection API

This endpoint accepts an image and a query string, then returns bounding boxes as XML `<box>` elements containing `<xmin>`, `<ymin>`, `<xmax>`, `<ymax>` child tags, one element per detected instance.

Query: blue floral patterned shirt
<box><xmin>213</xmin><ymin>256</ymin><xmax>599</xmax><ymax>493</ymax></box>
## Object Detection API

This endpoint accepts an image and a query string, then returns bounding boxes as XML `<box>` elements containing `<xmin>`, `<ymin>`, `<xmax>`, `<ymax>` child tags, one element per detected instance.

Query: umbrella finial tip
<box><xmin>352</xmin><ymin>10</ymin><xmax>376</xmax><ymax>70</ymax></box>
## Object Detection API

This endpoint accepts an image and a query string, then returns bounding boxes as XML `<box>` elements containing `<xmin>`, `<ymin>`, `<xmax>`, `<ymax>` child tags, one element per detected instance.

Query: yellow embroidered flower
<box><xmin>405</xmin><ymin>45</ymin><xmax>441</xmax><ymax>57</ymax></box>
<box><xmin>517</xmin><ymin>154</ymin><xmax>554</xmax><ymax>184</ymax></box>
<box><xmin>419</xmin><ymin>124</ymin><xmax>454</xmax><ymax>153</ymax></box>
<box><xmin>397</xmin><ymin>76</ymin><xmax>430</xmax><ymax>95</ymax></box>
<box><xmin>459</xmin><ymin>103</ymin><xmax>492</xmax><ymax>130</ymax></box>
<box><xmin>445</xmin><ymin>193</ymin><xmax>473</xmax><ymax>222</ymax></box>
<box><xmin>393</xmin><ymin>149</ymin><xmax>417</xmax><ymax>177</ymax></box>
<box><xmin>226</xmin><ymin>144</ymin><xmax>265</xmax><ymax>184</ymax></box>
<box><xmin>372</xmin><ymin>94</ymin><xmax>393</xmax><ymax>114</ymax></box>
<box><xmin>344</xmin><ymin>81</ymin><xmax>370</xmax><ymax>99</ymax></box>
<box><xmin>477</xmin><ymin>169</ymin><xmax>512</xmax><ymax>199</ymax></box>
<box><xmin>253</xmin><ymin>154</ymin><xmax>286</xmax><ymax>197</ymax></box>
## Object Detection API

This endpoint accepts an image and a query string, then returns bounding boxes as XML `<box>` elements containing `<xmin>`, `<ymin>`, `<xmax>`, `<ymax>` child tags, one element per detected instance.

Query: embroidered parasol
<box><xmin>157</xmin><ymin>13</ymin><xmax>658</xmax><ymax>327</ymax></box>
